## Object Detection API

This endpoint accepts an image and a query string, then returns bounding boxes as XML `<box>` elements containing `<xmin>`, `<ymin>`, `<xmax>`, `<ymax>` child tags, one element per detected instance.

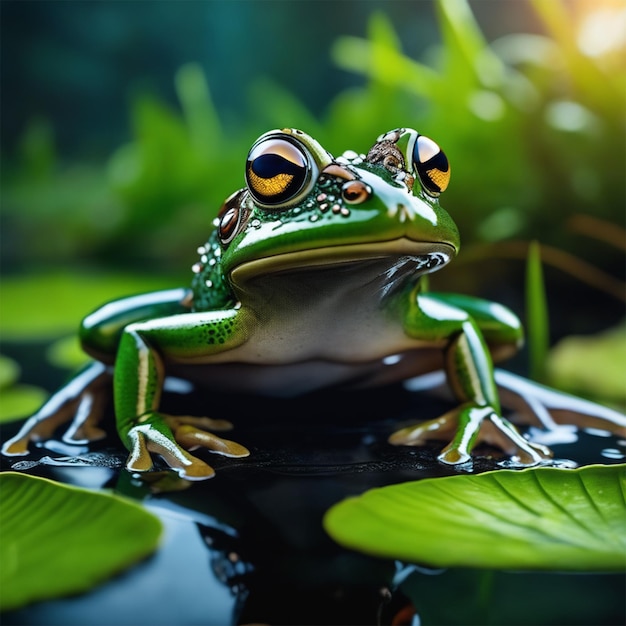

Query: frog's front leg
<box><xmin>389</xmin><ymin>292</ymin><xmax>551</xmax><ymax>466</ymax></box>
<box><xmin>115</xmin><ymin>310</ymin><xmax>251</xmax><ymax>480</ymax></box>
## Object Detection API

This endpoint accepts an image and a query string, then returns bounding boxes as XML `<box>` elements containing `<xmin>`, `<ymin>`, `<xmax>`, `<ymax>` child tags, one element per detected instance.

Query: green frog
<box><xmin>4</xmin><ymin>128</ymin><xmax>625</xmax><ymax>480</ymax></box>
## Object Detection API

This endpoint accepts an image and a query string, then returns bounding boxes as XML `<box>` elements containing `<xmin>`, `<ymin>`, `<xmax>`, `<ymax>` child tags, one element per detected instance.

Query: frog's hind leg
<box><xmin>2</xmin><ymin>362</ymin><xmax>111</xmax><ymax>456</ymax></box>
<box><xmin>494</xmin><ymin>370</ymin><xmax>626</xmax><ymax>436</ymax></box>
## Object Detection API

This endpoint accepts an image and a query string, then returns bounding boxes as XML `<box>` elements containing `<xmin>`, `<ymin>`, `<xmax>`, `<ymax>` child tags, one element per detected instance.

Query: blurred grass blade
<box><xmin>247</xmin><ymin>77</ymin><xmax>321</xmax><ymax>135</ymax></box>
<box><xmin>175</xmin><ymin>63</ymin><xmax>222</xmax><ymax>157</ymax></box>
<box><xmin>331</xmin><ymin>12</ymin><xmax>442</xmax><ymax>97</ymax></box>
<box><xmin>568</xmin><ymin>215</ymin><xmax>626</xmax><ymax>252</ymax></box>
<box><xmin>435</xmin><ymin>0</ymin><xmax>504</xmax><ymax>87</ymax></box>
<box><xmin>526</xmin><ymin>240</ymin><xmax>549</xmax><ymax>382</ymax></box>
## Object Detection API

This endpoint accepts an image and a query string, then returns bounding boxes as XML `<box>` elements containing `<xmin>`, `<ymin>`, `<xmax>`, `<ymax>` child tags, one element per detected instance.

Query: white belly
<box><xmin>172</xmin><ymin>258</ymin><xmax>444</xmax><ymax>395</ymax></box>
<box><xmin>170</xmin><ymin>347</ymin><xmax>444</xmax><ymax>397</ymax></box>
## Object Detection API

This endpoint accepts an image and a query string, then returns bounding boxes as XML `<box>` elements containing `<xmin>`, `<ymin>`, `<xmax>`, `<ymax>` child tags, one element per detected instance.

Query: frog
<box><xmin>4</xmin><ymin>128</ymin><xmax>625</xmax><ymax>480</ymax></box>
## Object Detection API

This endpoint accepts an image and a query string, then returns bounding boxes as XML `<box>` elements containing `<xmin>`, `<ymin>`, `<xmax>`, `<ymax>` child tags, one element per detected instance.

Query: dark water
<box><xmin>2</xmin><ymin>376</ymin><xmax>625</xmax><ymax>626</ymax></box>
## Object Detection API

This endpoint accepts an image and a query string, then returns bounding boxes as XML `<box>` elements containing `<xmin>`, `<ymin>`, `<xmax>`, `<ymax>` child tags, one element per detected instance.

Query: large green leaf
<box><xmin>324</xmin><ymin>464</ymin><xmax>626</xmax><ymax>571</ymax></box>
<box><xmin>0</xmin><ymin>473</ymin><xmax>163</xmax><ymax>611</ymax></box>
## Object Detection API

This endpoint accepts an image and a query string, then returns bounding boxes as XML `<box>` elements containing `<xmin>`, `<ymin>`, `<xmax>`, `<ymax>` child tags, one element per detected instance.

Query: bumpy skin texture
<box><xmin>3</xmin><ymin>128</ymin><xmax>625</xmax><ymax>480</ymax></box>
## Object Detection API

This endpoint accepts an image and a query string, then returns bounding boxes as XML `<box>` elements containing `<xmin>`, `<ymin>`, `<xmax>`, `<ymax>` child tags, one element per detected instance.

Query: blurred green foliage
<box><xmin>547</xmin><ymin>322</ymin><xmax>626</xmax><ymax>406</ymax></box>
<box><xmin>3</xmin><ymin>0</ymin><xmax>624</xmax><ymax>272</ymax></box>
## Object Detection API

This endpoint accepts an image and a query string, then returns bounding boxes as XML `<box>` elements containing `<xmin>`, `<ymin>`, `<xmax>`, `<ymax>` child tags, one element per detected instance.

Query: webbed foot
<box><xmin>2</xmin><ymin>362</ymin><xmax>110</xmax><ymax>457</ymax></box>
<box><xmin>389</xmin><ymin>403</ymin><xmax>552</xmax><ymax>466</ymax></box>
<box><xmin>399</xmin><ymin>369</ymin><xmax>626</xmax><ymax>465</ymax></box>
<box><xmin>125</xmin><ymin>414</ymin><xmax>250</xmax><ymax>481</ymax></box>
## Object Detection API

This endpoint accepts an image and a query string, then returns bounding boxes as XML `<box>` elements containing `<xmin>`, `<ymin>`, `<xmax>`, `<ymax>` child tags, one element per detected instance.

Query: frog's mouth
<box><xmin>230</xmin><ymin>238</ymin><xmax>455</xmax><ymax>286</ymax></box>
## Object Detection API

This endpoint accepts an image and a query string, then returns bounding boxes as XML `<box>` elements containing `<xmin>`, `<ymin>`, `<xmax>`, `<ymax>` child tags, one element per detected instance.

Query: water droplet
<box><xmin>551</xmin><ymin>458</ymin><xmax>578</xmax><ymax>469</ymax></box>
<box><xmin>383</xmin><ymin>354</ymin><xmax>402</xmax><ymax>366</ymax></box>
<box><xmin>601</xmin><ymin>448</ymin><xmax>625</xmax><ymax>460</ymax></box>
<box><xmin>584</xmin><ymin>427</ymin><xmax>613</xmax><ymax>437</ymax></box>
<box><xmin>527</xmin><ymin>424</ymin><xmax>578</xmax><ymax>446</ymax></box>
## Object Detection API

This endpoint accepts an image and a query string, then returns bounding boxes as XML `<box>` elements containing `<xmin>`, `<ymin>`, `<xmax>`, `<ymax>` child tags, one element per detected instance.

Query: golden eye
<box><xmin>245</xmin><ymin>137</ymin><xmax>312</xmax><ymax>207</ymax></box>
<box><xmin>413</xmin><ymin>135</ymin><xmax>450</xmax><ymax>196</ymax></box>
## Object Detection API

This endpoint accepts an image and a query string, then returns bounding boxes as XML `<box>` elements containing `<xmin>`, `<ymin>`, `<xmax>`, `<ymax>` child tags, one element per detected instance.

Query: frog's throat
<box><xmin>230</xmin><ymin>238</ymin><xmax>455</xmax><ymax>285</ymax></box>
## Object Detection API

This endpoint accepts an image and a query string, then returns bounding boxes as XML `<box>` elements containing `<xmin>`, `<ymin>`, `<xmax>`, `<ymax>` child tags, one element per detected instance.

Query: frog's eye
<box><xmin>412</xmin><ymin>135</ymin><xmax>450</xmax><ymax>196</ymax></box>
<box><xmin>341</xmin><ymin>180</ymin><xmax>371</xmax><ymax>205</ymax></box>
<box><xmin>246</xmin><ymin>137</ymin><xmax>315</xmax><ymax>207</ymax></box>
<box><xmin>218</xmin><ymin>190</ymin><xmax>247</xmax><ymax>245</ymax></box>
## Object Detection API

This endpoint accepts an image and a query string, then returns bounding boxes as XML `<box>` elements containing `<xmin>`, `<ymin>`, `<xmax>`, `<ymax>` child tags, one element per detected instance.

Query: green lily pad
<box><xmin>0</xmin><ymin>355</ymin><xmax>20</xmax><ymax>389</ymax></box>
<box><xmin>46</xmin><ymin>335</ymin><xmax>90</xmax><ymax>370</ymax></box>
<box><xmin>0</xmin><ymin>473</ymin><xmax>163</xmax><ymax>611</ymax></box>
<box><xmin>0</xmin><ymin>354</ymin><xmax>49</xmax><ymax>423</ymax></box>
<box><xmin>324</xmin><ymin>464</ymin><xmax>626</xmax><ymax>571</ymax></box>
<box><xmin>0</xmin><ymin>384</ymin><xmax>48</xmax><ymax>423</ymax></box>
<box><xmin>0</xmin><ymin>272</ymin><xmax>178</xmax><ymax>340</ymax></box>
<box><xmin>547</xmin><ymin>322</ymin><xmax>626</xmax><ymax>405</ymax></box>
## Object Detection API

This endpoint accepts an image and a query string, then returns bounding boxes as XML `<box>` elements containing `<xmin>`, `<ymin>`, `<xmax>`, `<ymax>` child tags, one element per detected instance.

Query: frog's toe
<box><xmin>62</xmin><ymin>393</ymin><xmax>108</xmax><ymax>444</ymax></box>
<box><xmin>388</xmin><ymin>408</ymin><xmax>463</xmax><ymax>447</ymax></box>
<box><xmin>437</xmin><ymin>425</ymin><xmax>549</xmax><ymax>466</ymax></box>
<box><xmin>174</xmin><ymin>425</ymin><xmax>250</xmax><ymax>458</ymax></box>
<box><xmin>2</xmin><ymin>407</ymin><xmax>77</xmax><ymax>456</ymax></box>
<box><xmin>126</xmin><ymin>425</ymin><xmax>216</xmax><ymax>480</ymax></box>
<box><xmin>474</xmin><ymin>413</ymin><xmax>552</xmax><ymax>466</ymax></box>
<box><xmin>2</xmin><ymin>433</ymin><xmax>31</xmax><ymax>456</ymax></box>
<box><xmin>161</xmin><ymin>414</ymin><xmax>249</xmax><ymax>457</ymax></box>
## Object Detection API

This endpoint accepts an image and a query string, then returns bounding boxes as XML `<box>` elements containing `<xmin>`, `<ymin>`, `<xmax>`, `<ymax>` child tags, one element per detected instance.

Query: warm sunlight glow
<box><xmin>577</xmin><ymin>3</ymin><xmax>626</xmax><ymax>58</ymax></box>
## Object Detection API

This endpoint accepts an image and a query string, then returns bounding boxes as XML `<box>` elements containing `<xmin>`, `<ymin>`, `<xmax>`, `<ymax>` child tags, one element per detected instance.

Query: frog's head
<box><xmin>216</xmin><ymin>128</ymin><xmax>459</xmax><ymax>294</ymax></box>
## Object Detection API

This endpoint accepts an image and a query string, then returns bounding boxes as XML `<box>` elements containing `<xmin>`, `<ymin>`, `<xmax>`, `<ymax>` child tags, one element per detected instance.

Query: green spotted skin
<box><xmin>191</xmin><ymin>230</ymin><xmax>235</xmax><ymax>312</ymax></box>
